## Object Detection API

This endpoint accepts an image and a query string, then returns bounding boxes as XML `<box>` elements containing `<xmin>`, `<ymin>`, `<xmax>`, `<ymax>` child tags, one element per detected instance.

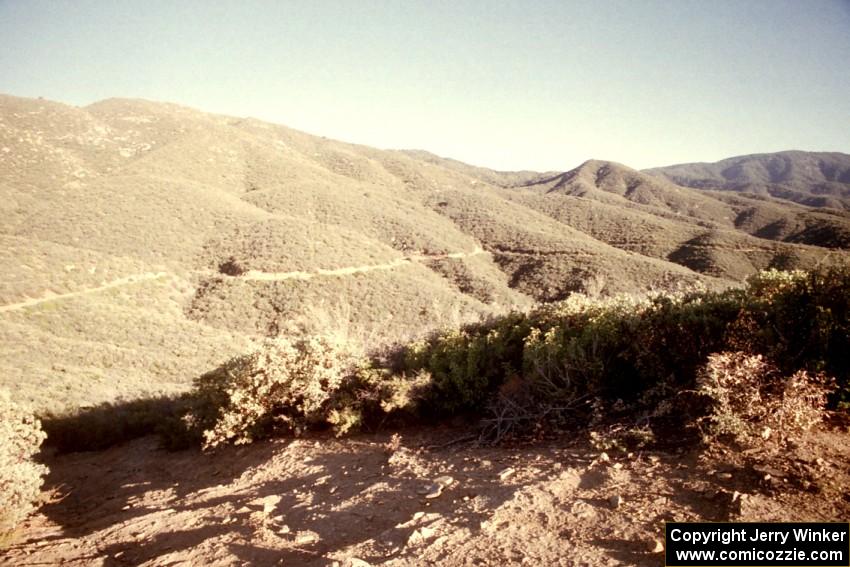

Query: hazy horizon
<box><xmin>2</xmin><ymin>0</ymin><xmax>849</xmax><ymax>171</ymax></box>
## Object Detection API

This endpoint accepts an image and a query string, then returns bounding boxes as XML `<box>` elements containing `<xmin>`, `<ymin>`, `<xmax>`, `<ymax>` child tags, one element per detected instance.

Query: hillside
<box><xmin>2</xmin><ymin>94</ymin><xmax>850</xmax><ymax>415</ymax></box>
<box><xmin>4</xmin><ymin>94</ymin><xmax>850</xmax><ymax>565</ymax></box>
<box><xmin>646</xmin><ymin>150</ymin><xmax>850</xmax><ymax>210</ymax></box>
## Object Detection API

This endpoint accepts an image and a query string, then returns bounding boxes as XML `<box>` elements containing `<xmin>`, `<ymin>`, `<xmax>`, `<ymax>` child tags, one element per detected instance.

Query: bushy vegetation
<box><xmin>694</xmin><ymin>351</ymin><xmax>831</xmax><ymax>445</ymax></box>
<box><xmin>0</xmin><ymin>390</ymin><xmax>48</xmax><ymax>539</ymax></box>
<box><xmin>39</xmin><ymin>267</ymin><xmax>850</xmax><ymax>453</ymax></box>
<box><xmin>174</xmin><ymin>267</ymin><xmax>848</xmax><ymax>450</ymax></box>
<box><xmin>183</xmin><ymin>334</ymin><xmax>360</xmax><ymax>448</ymax></box>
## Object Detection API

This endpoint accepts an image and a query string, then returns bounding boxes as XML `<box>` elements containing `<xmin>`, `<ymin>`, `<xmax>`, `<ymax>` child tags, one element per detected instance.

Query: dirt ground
<box><xmin>4</xmin><ymin>424</ymin><xmax>850</xmax><ymax>566</ymax></box>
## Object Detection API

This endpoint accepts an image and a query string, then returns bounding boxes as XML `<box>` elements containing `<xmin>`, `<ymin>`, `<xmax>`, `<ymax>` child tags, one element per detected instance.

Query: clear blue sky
<box><xmin>2</xmin><ymin>0</ymin><xmax>849</xmax><ymax>171</ymax></box>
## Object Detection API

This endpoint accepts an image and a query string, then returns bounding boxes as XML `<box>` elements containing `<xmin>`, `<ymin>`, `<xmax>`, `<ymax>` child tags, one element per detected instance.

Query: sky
<box><xmin>1</xmin><ymin>0</ymin><xmax>849</xmax><ymax>171</ymax></box>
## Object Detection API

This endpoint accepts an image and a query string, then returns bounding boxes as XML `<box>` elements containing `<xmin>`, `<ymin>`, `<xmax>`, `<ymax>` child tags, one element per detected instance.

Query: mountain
<box><xmin>1</xmin><ymin>94</ymin><xmax>848</xmax><ymax>414</ymax></box>
<box><xmin>645</xmin><ymin>150</ymin><xmax>850</xmax><ymax>210</ymax></box>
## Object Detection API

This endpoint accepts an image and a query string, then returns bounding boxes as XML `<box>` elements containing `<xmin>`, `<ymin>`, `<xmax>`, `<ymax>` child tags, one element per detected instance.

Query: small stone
<box><xmin>598</xmin><ymin>452</ymin><xmax>610</xmax><ymax>463</ymax></box>
<box><xmin>612</xmin><ymin>463</ymin><xmax>623</xmax><ymax>470</ymax></box>
<box><xmin>344</xmin><ymin>559</ymin><xmax>372</xmax><ymax>567</ymax></box>
<box><xmin>609</xmin><ymin>494</ymin><xmax>622</xmax><ymax>509</ymax></box>
<box><xmin>435</xmin><ymin>475</ymin><xmax>454</xmax><ymax>488</ymax></box>
<box><xmin>407</xmin><ymin>526</ymin><xmax>436</xmax><ymax>546</ymax></box>
<box><xmin>295</xmin><ymin>532</ymin><xmax>319</xmax><ymax>545</ymax></box>
<box><xmin>498</xmin><ymin>467</ymin><xmax>516</xmax><ymax>481</ymax></box>
<box><xmin>262</xmin><ymin>495</ymin><xmax>281</xmax><ymax>516</ymax></box>
<box><xmin>648</xmin><ymin>539</ymin><xmax>664</xmax><ymax>553</ymax></box>
<box><xmin>716</xmin><ymin>472</ymin><xmax>732</xmax><ymax>480</ymax></box>
<box><xmin>418</xmin><ymin>483</ymin><xmax>443</xmax><ymax>499</ymax></box>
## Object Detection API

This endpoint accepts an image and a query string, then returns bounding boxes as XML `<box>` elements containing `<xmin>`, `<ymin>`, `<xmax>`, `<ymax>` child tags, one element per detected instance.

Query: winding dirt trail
<box><xmin>0</xmin><ymin>248</ymin><xmax>488</xmax><ymax>312</ymax></box>
<box><xmin>234</xmin><ymin>247</ymin><xmax>488</xmax><ymax>282</ymax></box>
<box><xmin>0</xmin><ymin>272</ymin><xmax>169</xmax><ymax>313</ymax></box>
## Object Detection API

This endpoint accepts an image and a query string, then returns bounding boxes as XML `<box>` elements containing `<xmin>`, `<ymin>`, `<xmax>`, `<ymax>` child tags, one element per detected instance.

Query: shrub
<box><xmin>695</xmin><ymin>351</ymin><xmax>831</xmax><ymax>446</ymax></box>
<box><xmin>188</xmin><ymin>334</ymin><xmax>360</xmax><ymax>449</ymax></box>
<box><xmin>393</xmin><ymin>312</ymin><xmax>532</xmax><ymax>415</ymax></box>
<box><xmin>167</xmin><ymin>267</ymin><xmax>849</xmax><ymax>449</ymax></box>
<box><xmin>731</xmin><ymin>267</ymin><xmax>850</xmax><ymax>405</ymax></box>
<box><xmin>0</xmin><ymin>390</ymin><xmax>49</xmax><ymax>538</ymax></box>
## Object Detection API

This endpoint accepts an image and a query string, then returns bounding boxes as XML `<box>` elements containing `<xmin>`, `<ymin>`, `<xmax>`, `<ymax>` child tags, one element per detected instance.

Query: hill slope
<box><xmin>646</xmin><ymin>150</ymin><xmax>850</xmax><ymax>210</ymax></box>
<box><xmin>2</xmin><ymin>94</ymin><xmax>849</xmax><ymax>414</ymax></box>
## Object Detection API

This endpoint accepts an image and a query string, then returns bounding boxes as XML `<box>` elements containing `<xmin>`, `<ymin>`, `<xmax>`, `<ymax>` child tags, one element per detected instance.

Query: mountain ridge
<box><xmin>645</xmin><ymin>150</ymin><xmax>850</xmax><ymax>210</ymax></box>
<box><xmin>2</xmin><ymin>93</ymin><xmax>849</xmax><ymax>414</ymax></box>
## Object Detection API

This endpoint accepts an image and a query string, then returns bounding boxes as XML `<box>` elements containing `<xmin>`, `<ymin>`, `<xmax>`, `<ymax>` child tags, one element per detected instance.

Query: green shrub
<box><xmin>0</xmin><ymin>390</ymin><xmax>49</xmax><ymax>539</ymax></box>
<box><xmin>730</xmin><ymin>268</ymin><xmax>850</xmax><ymax>405</ymax></box>
<box><xmin>162</xmin><ymin>267</ymin><xmax>850</xmax><ymax>449</ymax></box>
<box><xmin>397</xmin><ymin>312</ymin><xmax>531</xmax><ymax>414</ymax></box>
<box><xmin>188</xmin><ymin>334</ymin><xmax>360</xmax><ymax>448</ymax></box>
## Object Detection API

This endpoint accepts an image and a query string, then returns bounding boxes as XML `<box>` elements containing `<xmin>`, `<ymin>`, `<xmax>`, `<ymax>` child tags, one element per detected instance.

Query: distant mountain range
<box><xmin>646</xmin><ymin>150</ymin><xmax>850</xmax><ymax>210</ymax></box>
<box><xmin>1</xmin><ymin>93</ymin><xmax>848</xmax><ymax>413</ymax></box>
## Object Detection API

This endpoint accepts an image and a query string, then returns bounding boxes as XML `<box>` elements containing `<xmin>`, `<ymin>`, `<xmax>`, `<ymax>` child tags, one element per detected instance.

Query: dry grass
<box><xmin>1</xmin><ymin>93</ymin><xmax>848</xmax><ymax>433</ymax></box>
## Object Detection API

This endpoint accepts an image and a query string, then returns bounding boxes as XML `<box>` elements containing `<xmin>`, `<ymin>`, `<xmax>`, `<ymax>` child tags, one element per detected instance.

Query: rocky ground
<box><xmin>4</xmin><ymin>423</ymin><xmax>850</xmax><ymax>566</ymax></box>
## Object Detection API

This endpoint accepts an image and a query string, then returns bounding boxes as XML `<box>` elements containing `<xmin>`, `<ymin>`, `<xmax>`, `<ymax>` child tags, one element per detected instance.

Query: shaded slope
<box><xmin>504</xmin><ymin>191</ymin><xmax>846</xmax><ymax>282</ymax></box>
<box><xmin>524</xmin><ymin>159</ymin><xmax>737</xmax><ymax>226</ymax></box>
<box><xmin>646</xmin><ymin>151</ymin><xmax>850</xmax><ymax>210</ymax></box>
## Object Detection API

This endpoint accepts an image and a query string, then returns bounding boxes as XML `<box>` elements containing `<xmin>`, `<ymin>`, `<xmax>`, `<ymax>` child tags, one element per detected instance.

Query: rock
<box><xmin>608</xmin><ymin>494</ymin><xmax>622</xmax><ymax>509</ymax></box>
<box><xmin>598</xmin><ymin>452</ymin><xmax>611</xmax><ymax>464</ymax></box>
<box><xmin>417</xmin><ymin>483</ymin><xmax>443</xmax><ymax>499</ymax></box>
<box><xmin>498</xmin><ymin>467</ymin><xmax>516</xmax><ymax>481</ymax></box>
<box><xmin>716</xmin><ymin>472</ymin><xmax>732</xmax><ymax>480</ymax></box>
<box><xmin>435</xmin><ymin>475</ymin><xmax>454</xmax><ymax>488</ymax></box>
<box><xmin>571</xmin><ymin>500</ymin><xmax>597</xmax><ymax>520</ymax></box>
<box><xmin>295</xmin><ymin>532</ymin><xmax>319</xmax><ymax>545</ymax></box>
<box><xmin>648</xmin><ymin>539</ymin><xmax>664</xmax><ymax>553</ymax></box>
<box><xmin>343</xmin><ymin>559</ymin><xmax>372</xmax><ymax>567</ymax></box>
<box><xmin>262</xmin><ymin>495</ymin><xmax>281</xmax><ymax>516</ymax></box>
<box><xmin>407</xmin><ymin>526</ymin><xmax>436</xmax><ymax>546</ymax></box>
<box><xmin>753</xmin><ymin>464</ymin><xmax>785</xmax><ymax>478</ymax></box>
